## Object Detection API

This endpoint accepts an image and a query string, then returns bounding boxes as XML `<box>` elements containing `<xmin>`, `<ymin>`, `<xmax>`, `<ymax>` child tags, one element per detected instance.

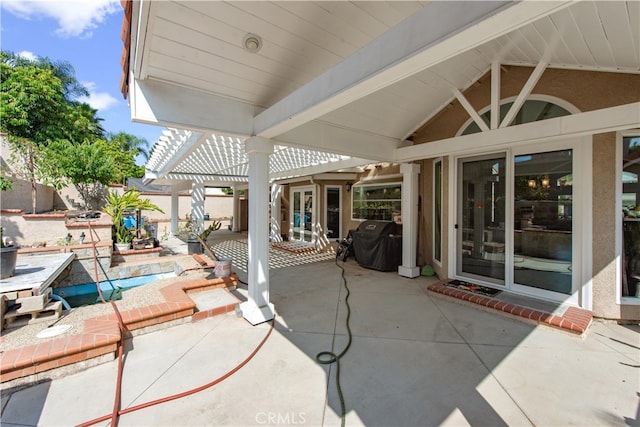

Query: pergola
<box><xmin>121</xmin><ymin>1</ymin><xmax>639</xmax><ymax>323</ymax></box>
<box><xmin>143</xmin><ymin>127</ymin><xmax>368</xmax><ymax>237</ymax></box>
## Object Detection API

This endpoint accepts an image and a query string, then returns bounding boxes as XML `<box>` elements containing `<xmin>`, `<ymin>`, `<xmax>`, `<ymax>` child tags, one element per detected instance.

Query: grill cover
<box><xmin>351</xmin><ymin>220</ymin><xmax>402</xmax><ymax>271</ymax></box>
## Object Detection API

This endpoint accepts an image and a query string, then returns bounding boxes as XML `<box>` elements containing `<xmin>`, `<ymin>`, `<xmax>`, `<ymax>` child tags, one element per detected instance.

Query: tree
<box><xmin>1</xmin><ymin>62</ymin><xmax>66</xmax><ymax>212</ymax></box>
<box><xmin>1</xmin><ymin>50</ymin><xmax>150</xmax><ymax>213</ymax></box>
<box><xmin>1</xmin><ymin>51</ymin><xmax>89</xmax><ymax>101</ymax></box>
<box><xmin>108</xmin><ymin>131</ymin><xmax>150</xmax><ymax>163</ymax></box>
<box><xmin>63</xmin><ymin>102</ymin><xmax>105</xmax><ymax>144</ymax></box>
<box><xmin>1</xmin><ymin>50</ymin><xmax>105</xmax><ymax>212</ymax></box>
<box><xmin>105</xmin><ymin>132</ymin><xmax>147</xmax><ymax>182</ymax></box>
<box><xmin>1</xmin><ymin>61</ymin><xmax>67</xmax><ymax>143</ymax></box>
<box><xmin>0</xmin><ymin>173</ymin><xmax>13</xmax><ymax>192</ymax></box>
<box><xmin>46</xmin><ymin>140</ymin><xmax>117</xmax><ymax>210</ymax></box>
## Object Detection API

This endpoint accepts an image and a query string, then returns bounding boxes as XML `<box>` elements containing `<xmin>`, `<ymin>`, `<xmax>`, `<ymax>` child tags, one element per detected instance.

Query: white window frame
<box><xmin>433</xmin><ymin>158</ymin><xmax>443</xmax><ymax>266</ymax></box>
<box><xmin>617</xmin><ymin>129</ymin><xmax>640</xmax><ymax>306</ymax></box>
<box><xmin>350</xmin><ymin>181</ymin><xmax>402</xmax><ymax>222</ymax></box>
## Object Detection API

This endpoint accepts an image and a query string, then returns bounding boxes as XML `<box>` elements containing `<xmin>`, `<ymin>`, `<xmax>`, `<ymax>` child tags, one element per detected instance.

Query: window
<box><xmin>352</xmin><ymin>182</ymin><xmax>402</xmax><ymax>221</ymax></box>
<box><xmin>434</xmin><ymin>160</ymin><xmax>442</xmax><ymax>263</ymax></box>
<box><xmin>462</xmin><ymin>100</ymin><xmax>572</xmax><ymax>136</ymax></box>
<box><xmin>621</xmin><ymin>135</ymin><xmax>640</xmax><ymax>300</ymax></box>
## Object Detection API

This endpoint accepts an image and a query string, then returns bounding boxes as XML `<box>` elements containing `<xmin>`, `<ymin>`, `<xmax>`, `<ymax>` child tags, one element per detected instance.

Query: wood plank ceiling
<box><xmin>123</xmin><ymin>1</ymin><xmax>639</xmax><ymax>182</ymax></box>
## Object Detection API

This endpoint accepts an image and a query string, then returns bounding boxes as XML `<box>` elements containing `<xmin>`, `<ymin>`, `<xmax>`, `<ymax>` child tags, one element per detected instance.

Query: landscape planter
<box><xmin>0</xmin><ymin>246</ymin><xmax>18</xmax><ymax>279</ymax></box>
<box><xmin>114</xmin><ymin>242</ymin><xmax>131</xmax><ymax>253</ymax></box>
<box><xmin>187</xmin><ymin>238</ymin><xmax>202</xmax><ymax>255</ymax></box>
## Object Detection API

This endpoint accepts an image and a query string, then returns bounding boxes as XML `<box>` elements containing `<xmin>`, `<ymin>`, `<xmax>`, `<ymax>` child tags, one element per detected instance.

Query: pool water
<box><xmin>54</xmin><ymin>272</ymin><xmax>175</xmax><ymax>308</ymax></box>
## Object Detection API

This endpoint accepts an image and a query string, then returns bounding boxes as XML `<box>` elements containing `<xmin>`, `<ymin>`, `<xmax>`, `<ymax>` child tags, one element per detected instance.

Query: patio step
<box><xmin>427</xmin><ymin>280</ymin><xmax>592</xmax><ymax>335</ymax></box>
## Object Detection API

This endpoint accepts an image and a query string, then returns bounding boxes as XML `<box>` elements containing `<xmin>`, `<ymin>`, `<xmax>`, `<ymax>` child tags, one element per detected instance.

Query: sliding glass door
<box><xmin>456</xmin><ymin>146</ymin><xmax>576</xmax><ymax>300</ymax></box>
<box><xmin>513</xmin><ymin>149</ymin><xmax>573</xmax><ymax>295</ymax></box>
<box><xmin>457</xmin><ymin>155</ymin><xmax>506</xmax><ymax>285</ymax></box>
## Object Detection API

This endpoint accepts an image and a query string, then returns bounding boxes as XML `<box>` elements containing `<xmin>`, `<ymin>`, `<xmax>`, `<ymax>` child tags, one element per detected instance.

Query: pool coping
<box><xmin>0</xmin><ymin>274</ymin><xmax>240</xmax><ymax>386</ymax></box>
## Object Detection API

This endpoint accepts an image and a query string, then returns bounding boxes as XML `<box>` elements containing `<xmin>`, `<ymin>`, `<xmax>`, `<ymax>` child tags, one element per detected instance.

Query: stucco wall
<box><xmin>140</xmin><ymin>193</ymin><xmax>234</xmax><ymax>223</ymax></box>
<box><xmin>0</xmin><ymin>178</ymin><xmax>59</xmax><ymax>213</ymax></box>
<box><xmin>591</xmin><ymin>133</ymin><xmax>618</xmax><ymax>318</ymax></box>
<box><xmin>0</xmin><ymin>211</ymin><xmax>112</xmax><ymax>248</ymax></box>
<box><xmin>413</xmin><ymin>67</ymin><xmax>640</xmax><ymax>143</ymax></box>
<box><xmin>592</xmin><ymin>133</ymin><xmax>640</xmax><ymax>320</ymax></box>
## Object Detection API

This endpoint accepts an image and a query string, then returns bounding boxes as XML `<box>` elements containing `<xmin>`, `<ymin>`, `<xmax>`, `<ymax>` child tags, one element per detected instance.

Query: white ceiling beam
<box><xmin>165</xmin><ymin>173</ymin><xmax>248</xmax><ymax>184</ymax></box>
<box><xmin>130</xmin><ymin>78</ymin><xmax>257</xmax><ymax>136</ymax></box>
<box><xmin>500</xmin><ymin>61</ymin><xmax>548</xmax><ymax>128</ymax></box>
<box><xmin>396</xmin><ymin>102</ymin><xmax>640</xmax><ymax>161</ymax></box>
<box><xmin>141</xmin><ymin>177</ymin><xmax>192</xmax><ymax>191</ymax></box>
<box><xmin>491</xmin><ymin>62</ymin><xmax>501</xmax><ymax>130</ymax></box>
<box><xmin>154</xmin><ymin>132</ymin><xmax>205</xmax><ymax>176</ymax></box>
<box><xmin>274</xmin><ymin>121</ymin><xmax>399</xmax><ymax>161</ymax></box>
<box><xmin>254</xmin><ymin>1</ymin><xmax>574</xmax><ymax>139</ymax></box>
<box><xmin>269</xmin><ymin>157</ymin><xmax>371</xmax><ymax>182</ymax></box>
<box><xmin>454</xmin><ymin>89</ymin><xmax>489</xmax><ymax>132</ymax></box>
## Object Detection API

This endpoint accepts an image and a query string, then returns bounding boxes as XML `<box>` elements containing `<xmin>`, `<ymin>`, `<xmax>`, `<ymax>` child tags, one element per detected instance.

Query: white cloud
<box><xmin>2</xmin><ymin>0</ymin><xmax>120</xmax><ymax>38</ymax></box>
<box><xmin>79</xmin><ymin>81</ymin><xmax>118</xmax><ymax>111</ymax></box>
<box><xmin>17</xmin><ymin>50</ymin><xmax>38</xmax><ymax>61</ymax></box>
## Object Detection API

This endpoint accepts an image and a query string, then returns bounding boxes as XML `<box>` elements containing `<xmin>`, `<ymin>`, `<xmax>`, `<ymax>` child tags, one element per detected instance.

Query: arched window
<box><xmin>461</xmin><ymin>100</ymin><xmax>572</xmax><ymax>135</ymax></box>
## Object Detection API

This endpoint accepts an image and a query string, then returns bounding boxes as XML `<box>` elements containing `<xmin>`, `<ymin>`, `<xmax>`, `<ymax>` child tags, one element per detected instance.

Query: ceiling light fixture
<box><xmin>243</xmin><ymin>33</ymin><xmax>262</xmax><ymax>53</ymax></box>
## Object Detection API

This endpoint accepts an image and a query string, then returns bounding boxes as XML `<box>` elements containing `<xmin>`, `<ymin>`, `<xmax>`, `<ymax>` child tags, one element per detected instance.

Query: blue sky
<box><xmin>1</xmin><ymin>0</ymin><xmax>161</xmax><ymax>164</ymax></box>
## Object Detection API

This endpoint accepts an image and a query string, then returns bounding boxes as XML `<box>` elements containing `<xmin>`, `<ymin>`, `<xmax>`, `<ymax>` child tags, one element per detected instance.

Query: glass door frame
<box><xmin>455</xmin><ymin>152</ymin><xmax>508</xmax><ymax>287</ymax></box>
<box><xmin>509</xmin><ymin>139</ymin><xmax>585</xmax><ymax>305</ymax></box>
<box><xmin>451</xmin><ymin>138</ymin><xmax>588</xmax><ymax>306</ymax></box>
<box><xmin>290</xmin><ymin>185</ymin><xmax>316</xmax><ymax>244</ymax></box>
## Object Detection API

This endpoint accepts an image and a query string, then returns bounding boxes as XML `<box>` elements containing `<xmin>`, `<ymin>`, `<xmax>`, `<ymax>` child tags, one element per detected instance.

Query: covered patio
<box><xmin>123</xmin><ymin>1</ymin><xmax>639</xmax><ymax>324</ymax></box>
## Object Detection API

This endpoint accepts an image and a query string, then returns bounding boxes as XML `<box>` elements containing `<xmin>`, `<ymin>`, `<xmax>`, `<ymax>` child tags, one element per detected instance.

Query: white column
<box><xmin>190</xmin><ymin>182</ymin><xmax>205</xmax><ymax>235</ymax></box>
<box><xmin>170</xmin><ymin>189</ymin><xmax>179</xmax><ymax>235</ymax></box>
<box><xmin>240</xmin><ymin>137</ymin><xmax>274</xmax><ymax>325</ymax></box>
<box><xmin>270</xmin><ymin>183</ymin><xmax>282</xmax><ymax>242</ymax></box>
<box><xmin>398</xmin><ymin>163</ymin><xmax>421</xmax><ymax>278</ymax></box>
<box><xmin>232</xmin><ymin>184</ymin><xmax>240</xmax><ymax>232</ymax></box>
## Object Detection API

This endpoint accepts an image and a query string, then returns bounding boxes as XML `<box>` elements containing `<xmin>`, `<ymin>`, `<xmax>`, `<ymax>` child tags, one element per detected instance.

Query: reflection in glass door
<box><xmin>457</xmin><ymin>155</ymin><xmax>506</xmax><ymax>284</ymax></box>
<box><xmin>291</xmin><ymin>187</ymin><xmax>314</xmax><ymax>243</ymax></box>
<box><xmin>513</xmin><ymin>149</ymin><xmax>573</xmax><ymax>294</ymax></box>
<box><xmin>325</xmin><ymin>186</ymin><xmax>341</xmax><ymax>239</ymax></box>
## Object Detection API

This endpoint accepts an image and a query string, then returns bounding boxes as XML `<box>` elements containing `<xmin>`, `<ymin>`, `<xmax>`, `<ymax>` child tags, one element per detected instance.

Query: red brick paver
<box><xmin>427</xmin><ymin>281</ymin><xmax>592</xmax><ymax>335</ymax></box>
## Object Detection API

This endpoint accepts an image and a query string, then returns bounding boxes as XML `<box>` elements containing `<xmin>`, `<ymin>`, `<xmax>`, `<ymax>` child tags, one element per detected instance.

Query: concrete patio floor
<box><xmin>1</xmin><ymin>239</ymin><xmax>639</xmax><ymax>426</ymax></box>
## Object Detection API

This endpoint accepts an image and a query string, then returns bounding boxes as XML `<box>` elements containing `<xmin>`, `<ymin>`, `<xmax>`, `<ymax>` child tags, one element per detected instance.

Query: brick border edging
<box><xmin>427</xmin><ymin>281</ymin><xmax>592</xmax><ymax>335</ymax></box>
<box><xmin>0</xmin><ymin>275</ymin><xmax>239</xmax><ymax>383</ymax></box>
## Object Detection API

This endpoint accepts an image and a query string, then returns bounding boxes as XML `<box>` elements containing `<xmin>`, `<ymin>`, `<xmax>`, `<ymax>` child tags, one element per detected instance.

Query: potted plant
<box><xmin>0</xmin><ymin>226</ymin><xmax>18</xmax><ymax>279</ymax></box>
<box><xmin>102</xmin><ymin>189</ymin><xmax>164</xmax><ymax>252</ymax></box>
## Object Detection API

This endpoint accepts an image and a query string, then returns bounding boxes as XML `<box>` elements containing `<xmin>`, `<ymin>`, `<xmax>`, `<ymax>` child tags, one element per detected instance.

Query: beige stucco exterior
<box><xmin>413</xmin><ymin>66</ymin><xmax>640</xmax><ymax>144</ymax></box>
<box><xmin>409</xmin><ymin>66</ymin><xmax>640</xmax><ymax>321</ymax></box>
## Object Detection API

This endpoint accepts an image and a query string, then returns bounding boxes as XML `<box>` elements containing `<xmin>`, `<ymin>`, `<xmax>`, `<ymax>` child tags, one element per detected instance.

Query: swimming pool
<box><xmin>53</xmin><ymin>272</ymin><xmax>176</xmax><ymax>308</ymax></box>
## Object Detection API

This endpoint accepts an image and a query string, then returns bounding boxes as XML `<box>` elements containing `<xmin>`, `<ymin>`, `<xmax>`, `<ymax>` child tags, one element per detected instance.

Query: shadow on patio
<box><xmin>1</xmin><ymin>230</ymin><xmax>638</xmax><ymax>426</ymax></box>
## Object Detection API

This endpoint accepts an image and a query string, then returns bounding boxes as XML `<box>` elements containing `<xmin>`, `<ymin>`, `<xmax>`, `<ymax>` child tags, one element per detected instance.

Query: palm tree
<box><xmin>108</xmin><ymin>132</ymin><xmax>150</xmax><ymax>163</ymax></box>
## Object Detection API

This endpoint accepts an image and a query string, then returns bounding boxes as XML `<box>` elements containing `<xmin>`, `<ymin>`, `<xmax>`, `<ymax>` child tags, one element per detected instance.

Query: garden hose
<box><xmin>316</xmin><ymin>257</ymin><xmax>352</xmax><ymax>427</ymax></box>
